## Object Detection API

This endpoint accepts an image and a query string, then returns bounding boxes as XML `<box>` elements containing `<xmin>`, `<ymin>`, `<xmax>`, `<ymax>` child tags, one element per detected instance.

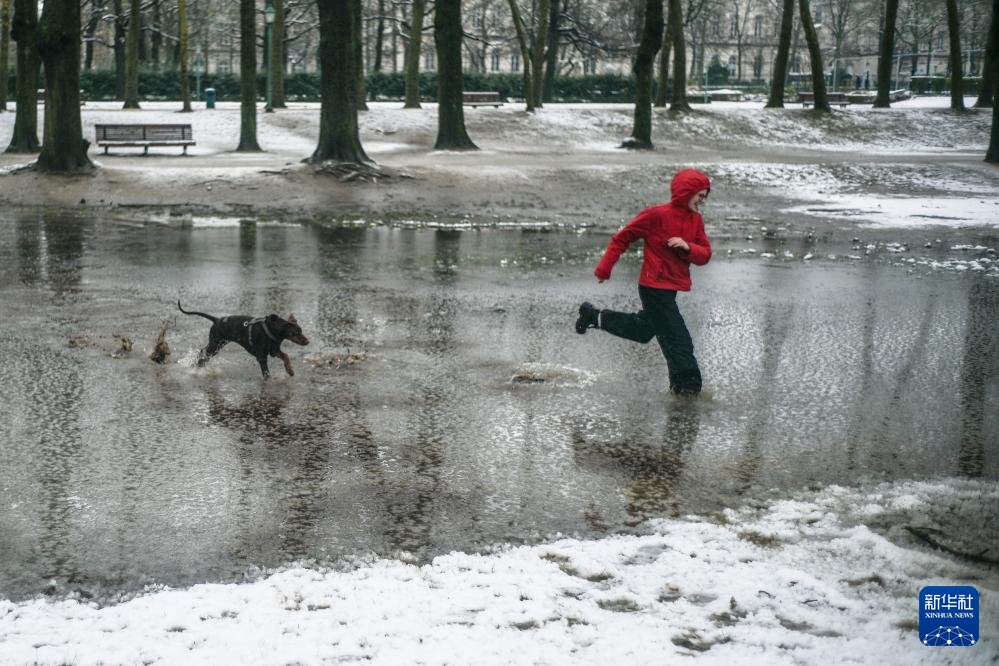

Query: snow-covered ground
<box><xmin>2</xmin><ymin>479</ymin><xmax>996</xmax><ymax>665</ymax></box>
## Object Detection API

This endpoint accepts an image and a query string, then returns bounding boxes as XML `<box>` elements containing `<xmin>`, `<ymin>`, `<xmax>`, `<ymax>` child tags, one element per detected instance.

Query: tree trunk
<box><xmin>654</xmin><ymin>19</ymin><xmax>672</xmax><ymax>108</ymax></box>
<box><xmin>986</xmin><ymin>0</ymin><xmax>999</xmax><ymax>161</ymax></box>
<box><xmin>83</xmin><ymin>4</ymin><xmax>100</xmax><ymax>71</ymax></box>
<box><xmin>874</xmin><ymin>0</ymin><xmax>899</xmax><ymax>108</ymax></box>
<box><xmin>114</xmin><ymin>0</ymin><xmax>126</xmax><ymax>99</ymax></box>
<box><xmin>625</xmin><ymin>0</ymin><xmax>663</xmax><ymax>149</ymax></box>
<box><xmin>36</xmin><ymin>0</ymin><xmax>92</xmax><ymax>172</ymax></box>
<box><xmin>975</xmin><ymin>41</ymin><xmax>995</xmax><ymax>108</ymax></box>
<box><xmin>799</xmin><ymin>0</ymin><xmax>830</xmax><ymax>112</ymax></box>
<box><xmin>668</xmin><ymin>0</ymin><xmax>690</xmax><ymax>111</ymax></box>
<box><xmin>237</xmin><ymin>0</ymin><xmax>259</xmax><ymax>151</ymax></box>
<box><xmin>123</xmin><ymin>0</ymin><xmax>140</xmax><ymax>108</ymax></box>
<box><xmin>403</xmin><ymin>0</ymin><xmax>426</xmax><ymax>108</ymax></box>
<box><xmin>945</xmin><ymin>0</ymin><xmax>965</xmax><ymax>111</ymax></box>
<box><xmin>434</xmin><ymin>0</ymin><xmax>476</xmax><ymax>149</ymax></box>
<box><xmin>373</xmin><ymin>0</ymin><xmax>385</xmax><ymax>72</ymax></box>
<box><xmin>531</xmin><ymin>0</ymin><xmax>550</xmax><ymax>109</ymax></box>
<box><xmin>542</xmin><ymin>0</ymin><xmax>559</xmax><ymax>102</ymax></box>
<box><xmin>0</xmin><ymin>0</ymin><xmax>9</xmax><ymax>111</ymax></box>
<box><xmin>507</xmin><ymin>0</ymin><xmax>535</xmax><ymax>111</ymax></box>
<box><xmin>355</xmin><ymin>0</ymin><xmax>368</xmax><ymax>111</ymax></box>
<box><xmin>5</xmin><ymin>0</ymin><xmax>39</xmax><ymax>152</ymax></box>
<box><xmin>272</xmin><ymin>0</ymin><xmax>286</xmax><ymax>107</ymax></box>
<box><xmin>178</xmin><ymin>0</ymin><xmax>191</xmax><ymax>111</ymax></box>
<box><xmin>150</xmin><ymin>0</ymin><xmax>161</xmax><ymax>70</ymax></box>
<box><xmin>766</xmin><ymin>0</ymin><xmax>794</xmax><ymax>108</ymax></box>
<box><xmin>311</xmin><ymin>0</ymin><xmax>369</xmax><ymax>163</ymax></box>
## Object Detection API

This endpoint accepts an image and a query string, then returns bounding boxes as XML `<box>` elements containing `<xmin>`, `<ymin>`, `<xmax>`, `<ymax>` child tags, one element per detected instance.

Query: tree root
<box><xmin>311</xmin><ymin>161</ymin><xmax>414</xmax><ymax>183</ymax></box>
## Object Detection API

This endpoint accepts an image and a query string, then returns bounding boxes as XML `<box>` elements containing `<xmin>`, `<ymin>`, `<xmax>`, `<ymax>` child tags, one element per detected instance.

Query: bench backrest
<box><xmin>463</xmin><ymin>92</ymin><xmax>501</xmax><ymax>103</ymax></box>
<box><xmin>95</xmin><ymin>124</ymin><xmax>193</xmax><ymax>142</ymax></box>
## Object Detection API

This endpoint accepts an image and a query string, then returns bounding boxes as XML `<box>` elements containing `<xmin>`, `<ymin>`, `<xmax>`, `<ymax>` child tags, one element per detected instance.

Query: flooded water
<box><xmin>0</xmin><ymin>213</ymin><xmax>996</xmax><ymax>603</ymax></box>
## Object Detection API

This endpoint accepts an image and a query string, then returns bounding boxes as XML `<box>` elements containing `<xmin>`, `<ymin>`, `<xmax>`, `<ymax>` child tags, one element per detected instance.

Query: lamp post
<box><xmin>195</xmin><ymin>44</ymin><xmax>202</xmax><ymax>101</ymax></box>
<box><xmin>265</xmin><ymin>3</ymin><xmax>275</xmax><ymax>113</ymax></box>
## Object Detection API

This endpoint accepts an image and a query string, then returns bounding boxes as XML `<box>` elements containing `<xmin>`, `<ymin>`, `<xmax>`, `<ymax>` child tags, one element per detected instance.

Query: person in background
<box><xmin>575</xmin><ymin>168</ymin><xmax>712</xmax><ymax>396</ymax></box>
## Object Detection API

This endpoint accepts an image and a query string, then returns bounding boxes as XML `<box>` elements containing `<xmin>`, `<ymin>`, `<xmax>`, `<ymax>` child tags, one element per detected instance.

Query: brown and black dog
<box><xmin>178</xmin><ymin>301</ymin><xmax>309</xmax><ymax>378</ymax></box>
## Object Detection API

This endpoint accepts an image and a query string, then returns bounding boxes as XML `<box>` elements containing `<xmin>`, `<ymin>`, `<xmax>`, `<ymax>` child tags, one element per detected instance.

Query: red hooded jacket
<box><xmin>594</xmin><ymin>169</ymin><xmax>711</xmax><ymax>291</ymax></box>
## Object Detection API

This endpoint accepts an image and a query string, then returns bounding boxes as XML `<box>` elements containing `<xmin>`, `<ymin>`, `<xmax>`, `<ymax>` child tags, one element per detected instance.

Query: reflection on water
<box><xmin>0</xmin><ymin>213</ymin><xmax>995</xmax><ymax>603</ymax></box>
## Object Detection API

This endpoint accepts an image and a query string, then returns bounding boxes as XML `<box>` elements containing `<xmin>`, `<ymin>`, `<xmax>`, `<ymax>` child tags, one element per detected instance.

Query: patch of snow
<box><xmin>2</xmin><ymin>479</ymin><xmax>995</xmax><ymax>665</ymax></box>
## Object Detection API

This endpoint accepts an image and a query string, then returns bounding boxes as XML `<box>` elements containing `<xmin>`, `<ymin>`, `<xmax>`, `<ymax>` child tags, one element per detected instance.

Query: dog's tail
<box><xmin>177</xmin><ymin>300</ymin><xmax>219</xmax><ymax>324</ymax></box>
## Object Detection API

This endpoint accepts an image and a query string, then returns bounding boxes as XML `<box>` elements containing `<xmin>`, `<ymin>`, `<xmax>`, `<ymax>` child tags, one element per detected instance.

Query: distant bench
<box><xmin>463</xmin><ymin>91</ymin><xmax>504</xmax><ymax>108</ymax></box>
<box><xmin>798</xmin><ymin>92</ymin><xmax>849</xmax><ymax>108</ymax></box>
<box><xmin>95</xmin><ymin>124</ymin><xmax>195</xmax><ymax>155</ymax></box>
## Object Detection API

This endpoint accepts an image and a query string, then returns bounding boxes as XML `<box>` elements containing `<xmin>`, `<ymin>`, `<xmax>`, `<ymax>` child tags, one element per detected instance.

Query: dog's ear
<box><xmin>288</xmin><ymin>314</ymin><xmax>298</xmax><ymax>324</ymax></box>
<box><xmin>268</xmin><ymin>314</ymin><xmax>279</xmax><ymax>322</ymax></box>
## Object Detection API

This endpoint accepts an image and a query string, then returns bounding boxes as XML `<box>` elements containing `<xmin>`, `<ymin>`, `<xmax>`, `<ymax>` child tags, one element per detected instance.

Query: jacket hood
<box><xmin>670</xmin><ymin>169</ymin><xmax>711</xmax><ymax>208</ymax></box>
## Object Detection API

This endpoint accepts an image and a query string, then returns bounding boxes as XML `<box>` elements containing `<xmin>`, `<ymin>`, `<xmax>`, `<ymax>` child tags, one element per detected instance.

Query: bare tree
<box><xmin>669</xmin><ymin>0</ymin><xmax>691</xmax><ymax>111</ymax></box>
<box><xmin>435</xmin><ymin>0</ymin><xmax>477</xmax><ymax>149</ymax></box>
<box><xmin>654</xmin><ymin>20</ymin><xmax>672</xmax><ymax>107</ymax></box>
<box><xmin>5</xmin><ymin>0</ymin><xmax>39</xmax><ymax>153</ymax></box>
<box><xmin>983</xmin><ymin>0</ymin><xmax>999</xmax><ymax>163</ymax></box>
<box><xmin>123</xmin><ymin>0</ymin><xmax>141</xmax><ymax>108</ymax></box>
<box><xmin>272</xmin><ymin>0</ymin><xmax>287</xmax><ymax>108</ymax></box>
<box><xmin>532</xmin><ymin>0</ymin><xmax>550</xmax><ymax>108</ymax></box>
<box><xmin>0</xmin><ymin>0</ymin><xmax>9</xmax><ymax>112</ymax></box>
<box><xmin>404</xmin><ymin>0</ymin><xmax>427</xmax><ymax>108</ymax></box>
<box><xmin>824</xmin><ymin>0</ymin><xmax>862</xmax><ymax>91</ymax></box>
<box><xmin>874</xmin><ymin>0</ymin><xmax>899</xmax><ymax>107</ymax></box>
<box><xmin>799</xmin><ymin>0</ymin><xmax>829</xmax><ymax>111</ymax></box>
<box><xmin>624</xmin><ymin>0</ymin><xmax>663</xmax><ymax>148</ymax></box>
<box><xmin>985</xmin><ymin>0</ymin><xmax>999</xmax><ymax>162</ymax></box>
<box><xmin>178</xmin><ymin>0</ymin><xmax>191</xmax><ymax>111</ymax></box>
<box><xmin>311</xmin><ymin>0</ymin><xmax>369</xmax><ymax>163</ymax></box>
<box><xmin>945</xmin><ymin>0</ymin><xmax>965</xmax><ymax>110</ymax></box>
<box><xmin>36</xmin><ymin>0</ymin><xmax>92</xmax><ymax>172</ymax></box>
<box><xmin>766</xmin><ymin>0</ymin><xmax>794</xmax><ymax>107</ymax></box>
<box><xmin>237</xmin><ymin>0</ymin><xmax>260</xmax><ymax>151</ymax></box>
<box><xmin>508</xmin><ymin>0</ymin><xmax>536</xmax><ymax>109</ymax></box>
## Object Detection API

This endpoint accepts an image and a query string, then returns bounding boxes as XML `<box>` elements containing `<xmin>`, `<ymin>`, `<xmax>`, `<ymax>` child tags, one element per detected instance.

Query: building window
<box><xmin>814</xmin><ymin>2</ymin><xmax>822</xmax><ymax>23</ymax></box>
<box><xmin>937</xmin><ymin>31</ymin><xmax>945</xmax><ymax>50</ymax></box>
<box><xmin>754</xmin><ymin>15</ymin><xmax>764</xmax><ymax>37</ymax></box>
<box><xmin>730</xmin><ymin>15</ymin><xmax>739</xmax><ymax>38</ymax></box>
<box><xmin>753</xmin><ymin>51</ymin><xmax>763</xmax><ymax>79</ymax></box>
<box><xmin>511</xmin><ymin>52</ymin><xmax>520</xmax><ymax>72</ymax></box>
<box><xmin>712</xmin><ymin>16</ymin><xmax>722</xmax><ymax>37</ymax></box>
<box><xmin>424</xmin><ymin>51</ymin><xmax>435</xmax><ymax>70</ymax></box>
<box><xmin>491</xmin><ymin>50</ymin><xmax>501</xmax><ymax>72</ymax></box>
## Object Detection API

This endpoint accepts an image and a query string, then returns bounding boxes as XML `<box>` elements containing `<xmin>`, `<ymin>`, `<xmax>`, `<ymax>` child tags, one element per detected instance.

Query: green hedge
<box><xmin>4</xmin><ymin>69</ymin><xmax>658</xmax><ymax>103</ymax></box>
<box><xmin>909</xmin><ymin>75</ymin><xmax>982</xmax><ymax>95</ymax></box>
<box><xmin>40</xmin><ymin>70</ymin><xmax>642</xmax><ymax>103</ymax></box>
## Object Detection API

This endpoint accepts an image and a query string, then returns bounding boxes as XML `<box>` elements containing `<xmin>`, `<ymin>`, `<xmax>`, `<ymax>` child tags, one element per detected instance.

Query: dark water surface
<box><xmin>1</xmin><ymin>214</ymin><xmax>996</xmax><ymax>602</ymax></box>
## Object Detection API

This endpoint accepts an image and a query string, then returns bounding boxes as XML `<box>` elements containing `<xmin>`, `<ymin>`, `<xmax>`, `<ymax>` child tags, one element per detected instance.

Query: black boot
<box><xmin>575</xmin><ymin>302</ymin><xmax>600</xmax><ymax>334</ymax></box>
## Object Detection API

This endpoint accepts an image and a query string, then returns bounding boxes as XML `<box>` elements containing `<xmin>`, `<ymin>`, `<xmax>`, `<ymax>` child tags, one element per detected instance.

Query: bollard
<box><xmin>205</xmin><ymin>88</ymin><xmax>216</xmax><ymax>109</ymax></box>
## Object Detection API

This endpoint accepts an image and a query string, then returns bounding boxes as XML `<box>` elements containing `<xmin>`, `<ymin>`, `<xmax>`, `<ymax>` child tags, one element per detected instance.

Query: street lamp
<box><xmin>265</xmin><ymin>3</ymin><xmax>275</xmax><ymax>113</ymax></box>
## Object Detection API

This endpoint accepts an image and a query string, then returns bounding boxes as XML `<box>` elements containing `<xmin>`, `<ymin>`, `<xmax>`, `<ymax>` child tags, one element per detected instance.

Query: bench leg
<box><xmin>183</xmin><ymin>146</ymin><xmax>188</xmax><ymax>155</ymax></box>
<box><xmin>143</xmin><ymin>146</ymin><xmax>149</xmax><ymax>156</ymax></box>
<box><xmin>103</xmin><ymin>146</ymin><xmax>109</xmax><ymax>155</ymax></box>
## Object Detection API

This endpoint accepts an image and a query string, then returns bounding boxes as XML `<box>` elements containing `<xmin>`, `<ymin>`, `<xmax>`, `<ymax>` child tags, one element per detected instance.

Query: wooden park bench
<box><xmin>798</xmin><ymin>91</ymin><xmax>849</xmax><ymax>108</ymax></box>
<box><xmin>463</xmin><ymin>91</ymin><xmax>504</xmax><ymax>108</ymax></box>
<box><xmin>95</xmin><ymin>124</ymin><xmax>196</xmax><ymax>155</ymax></box>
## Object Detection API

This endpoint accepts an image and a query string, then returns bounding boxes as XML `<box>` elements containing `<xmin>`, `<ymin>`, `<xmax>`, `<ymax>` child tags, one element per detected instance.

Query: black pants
<box><xmin>599</xmin><ymin>285</ymin><xmax>702</xmax><ymax>394</ymax></box>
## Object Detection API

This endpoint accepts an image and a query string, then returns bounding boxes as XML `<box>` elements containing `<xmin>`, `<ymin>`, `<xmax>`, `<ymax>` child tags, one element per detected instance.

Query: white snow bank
<box><xmin>2</xmin><ymin>478</ymin><xmax>996</xmax><ymax>665</ymax></box>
